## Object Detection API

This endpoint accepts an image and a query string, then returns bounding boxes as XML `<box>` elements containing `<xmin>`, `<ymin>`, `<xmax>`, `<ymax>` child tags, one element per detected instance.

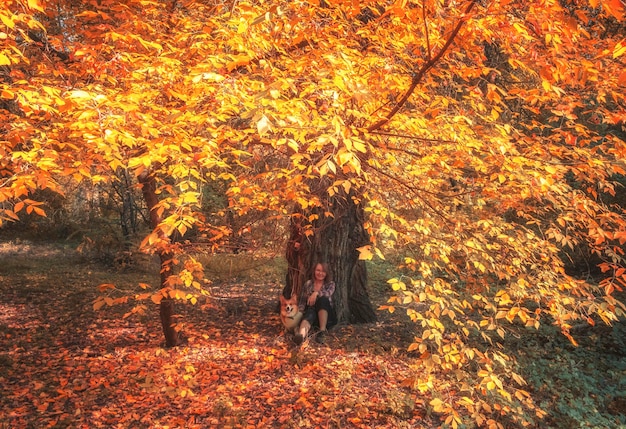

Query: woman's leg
<box><xmin>314</xmin><ymin>296</ymin><xmax>334</xmax><ymax>331</ymax></box>
<box><xmin>314</xmin><ymin>297</ymin><xmax>334</xmax><ymax>345</ymax></box>
<box><xmin>295</xmin><ymin>307</ymin><xmax>316</xmax><ymax>344</ymax></box>
<box><xmin>318</xmin><ymin>309</ymin><xmax>328</xmax><ymax>331</ymax></box>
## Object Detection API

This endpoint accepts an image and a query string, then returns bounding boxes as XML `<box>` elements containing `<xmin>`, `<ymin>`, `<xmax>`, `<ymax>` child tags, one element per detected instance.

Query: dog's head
<box><xmin>280</xmin><ymin>294</ymin><xmax>299</xmax><ymax>316</ymax></box>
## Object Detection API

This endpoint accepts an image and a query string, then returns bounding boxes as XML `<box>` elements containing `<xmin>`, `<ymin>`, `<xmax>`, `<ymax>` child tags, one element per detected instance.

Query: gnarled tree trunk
<box><xmin>285</xmin><ymin>192</ymin><xmax>377</xmax><ymax>324</ymax></box>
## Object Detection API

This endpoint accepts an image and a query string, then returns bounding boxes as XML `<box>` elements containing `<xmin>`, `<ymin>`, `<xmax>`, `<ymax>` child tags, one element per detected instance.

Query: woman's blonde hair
<box><xmin>313</xmin><ymin>262</ymin><xmax>333</xmax><ymax>283</ymax></box>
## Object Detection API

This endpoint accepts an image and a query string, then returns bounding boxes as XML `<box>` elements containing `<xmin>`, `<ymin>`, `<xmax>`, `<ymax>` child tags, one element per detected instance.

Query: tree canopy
<box><xmin>2</xmin><ymin>0</ymin><xmax>626</xmax><ymax>426</ymax></box>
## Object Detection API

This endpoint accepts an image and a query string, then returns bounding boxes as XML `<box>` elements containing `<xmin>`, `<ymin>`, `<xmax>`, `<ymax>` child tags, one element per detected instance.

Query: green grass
<box><xmin>198</xmin><ymin>252</ymin><xmax>287</xmax><ymax>284</ymax></box>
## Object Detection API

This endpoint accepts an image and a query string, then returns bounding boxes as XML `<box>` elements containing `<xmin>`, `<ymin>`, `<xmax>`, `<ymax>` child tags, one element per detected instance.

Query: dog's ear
<box><xmin>280</xmin><ymin>295</ymin><xmax>286</xmax><ymax>304</ymax></box>
<box><xmin>281</xmin><ymin>284</ymin><xmax>292</xmax><ymax>299</ymax></box>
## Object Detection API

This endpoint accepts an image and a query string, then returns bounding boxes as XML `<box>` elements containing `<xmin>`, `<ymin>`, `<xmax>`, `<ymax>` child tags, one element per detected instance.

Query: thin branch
<box><xmin>367</xmin><ymin>162</ymin><xmax>454</xmax><ymax>223</ymax></box>
<box><xmin>422</xmin><ymin>1</ymin><xmax>431</xmax><ymax>61</ymax></box>
<box><xmin>370</xmin><ymin>130</ymin><xmax>458</xmax><ymax>145</ymax></box>
<box><xmin>367</xmin><ymin>0</ymin><xmax>478</xmax><ymax>133</ymax></box>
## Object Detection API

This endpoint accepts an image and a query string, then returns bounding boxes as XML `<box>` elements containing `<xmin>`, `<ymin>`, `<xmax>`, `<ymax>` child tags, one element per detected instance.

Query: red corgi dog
<box><xmin>280</xmin><ymin>293</ymin><xmax>303</xmax><ymax>332</ymax></box>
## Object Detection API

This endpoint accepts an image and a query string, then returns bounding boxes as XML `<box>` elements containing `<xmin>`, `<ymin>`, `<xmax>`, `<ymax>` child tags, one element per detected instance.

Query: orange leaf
<box><xmin>33</xmin><ymin>207</ymin><xmax>46</xmax><ymax>217</ymax></box>
<box><xmin>603</xmin><ymin>0</ymin><xmax>624</xmax><ymax>19</ymax></box>
<box><xmin>98</xmin><ymin>283</ymin><xmax>116</xmax><ymax>292</ymax></box>
<box><xmin>227</xmin><ymin>55</ymin><xmax>251</xmax><ymax>72</ymax></box>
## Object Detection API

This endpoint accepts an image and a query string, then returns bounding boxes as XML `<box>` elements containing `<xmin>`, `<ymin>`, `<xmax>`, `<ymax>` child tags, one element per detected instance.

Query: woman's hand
<box><xmin>307</xmin><ymin>291</ymin><xmax>318</xmax><ymax>306</ymax></box>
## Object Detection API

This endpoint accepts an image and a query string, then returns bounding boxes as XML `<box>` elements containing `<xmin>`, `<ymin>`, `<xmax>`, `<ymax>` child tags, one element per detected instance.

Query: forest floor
<box><xmin>0</xmin><ymin>239</ymin><xmax>625</xmax><ymax>428</ymax></box>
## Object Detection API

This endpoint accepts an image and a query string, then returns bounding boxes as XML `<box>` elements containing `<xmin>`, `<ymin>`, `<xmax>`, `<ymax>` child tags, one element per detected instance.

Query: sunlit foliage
<box><xmin>2</xmin><ymin>0</ymin><xmax>625</xmax><ymax>425</ymax></box>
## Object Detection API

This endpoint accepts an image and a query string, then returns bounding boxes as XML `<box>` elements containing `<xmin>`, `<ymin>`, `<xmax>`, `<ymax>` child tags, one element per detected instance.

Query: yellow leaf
<box><xmin>375</xmin><ymin>246</ymin><xmax>385</xmax><ymax>260</ymax></box>
<box><xmin>357</xmin><ymin>245</ymin><xmax>373</xmax><ymax>260</ymax></box>
<box><xmin>0</xmin><ymin>13</ymin><xmax>16</xmax><ymax>30</ymax></box>
<box><xmin>28</xmin><ymin>0</ymin><xmax>45</xmax><ymax>12</ymax></box>
<box><xmin>181</xmin><ymin>192</ymin><xmax>199</xmax><ymax>204</ymax></box>
<box><xmin>353</xmin><ymin>140</ymin><xmax>367</xmax><ymax>153</ymax></box>
<box><xmin>257</xmin><ymin>115</ymin><xmax>272</xmax><ymax>136</ymax></box>
<box><xmin>333</xmin><ymin>75</ymin><xmax>346</xmax><ymax>91</ymax></box>
<box><xmin>337</xmin><ymin>150</ymin><xmax>354</xmax><ymax>167</ymax></box>
<box><xmin>319</xmin><ymin>162</ymin><xmax>328</xmax><ymax>176</ymax></box>
<box><xmin>287</xmin><ymin>139</ymin><xmax>299</xmax><ymax>152</ymax></box>
<box><xmin>391</xmin><ymin>281</ymin><xmax>406</xmax><ymax>291</ymax></box>
<box><xmin>69</xmin><ymin>90</ymin><xmax>92</xmax><ymax>99</ymax></box>
<box><xmin>193</xmin><ymin>72</ymin><xmax>225</xmax><ymax>83</ymax></box>
<box><xmin>327</xmin><ymin>160</ymin><xmax>336</xmax><ymax>174</ymax></box>
<box><xmin>613</xmin><ymin>41</ymin><xmax>626</xmax><ymax>59</ymax></box>
<box><xmin>430</xmin><ymin>398</ymin><xmax>446</xmax><ymax>412</ymax></box>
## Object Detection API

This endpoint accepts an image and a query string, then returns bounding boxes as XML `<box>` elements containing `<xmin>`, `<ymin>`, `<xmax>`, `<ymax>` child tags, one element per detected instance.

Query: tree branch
<box><xmin>367</xmin><ymin>0</ymin><xmax>478</xmax><ymax>133</ymax></box>
<box><xmin>366</xmin><ymin>162</ymin><xmax>454</xmax><ymax>223</ymax></box>
<box><xmin>423</xmin><ymin>1</ymin><xmax>431</xmax><ymax>61</ymax></box>
<box><xmin>370</xmin><ymin>130</ymin><xmax>459</xmax><ymax>145</ymax></box>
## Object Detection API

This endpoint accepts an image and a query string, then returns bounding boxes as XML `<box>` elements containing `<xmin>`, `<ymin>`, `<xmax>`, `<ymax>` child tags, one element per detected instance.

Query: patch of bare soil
<box><xmin>0</xmin><ymin>241</ymin><xmax>434</xmax><ymax>428</ymax></box>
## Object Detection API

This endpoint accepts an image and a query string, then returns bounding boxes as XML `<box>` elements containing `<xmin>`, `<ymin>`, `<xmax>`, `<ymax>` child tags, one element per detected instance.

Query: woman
<box><xmin>295</xmin><ymin>262</ymin><xmax>337</xmax><ymax>344</ymax></box>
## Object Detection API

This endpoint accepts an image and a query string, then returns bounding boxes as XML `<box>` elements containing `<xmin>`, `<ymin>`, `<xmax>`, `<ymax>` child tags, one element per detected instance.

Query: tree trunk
<box><xmin>285</xmin><ymin>192</ymin><xmax>377</xmax><ymax>324</ymax></box>
<box><xmin>138</xmin><ymin>170</ymin><xmax>179</xmax><ymax>348</ymax></box>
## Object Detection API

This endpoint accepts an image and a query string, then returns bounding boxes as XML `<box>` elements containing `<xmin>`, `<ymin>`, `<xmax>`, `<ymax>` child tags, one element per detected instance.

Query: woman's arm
<box><xmin>319</xmin><ymin>281</ymin><xmax>335</xmax><ymax>299</ymax></box>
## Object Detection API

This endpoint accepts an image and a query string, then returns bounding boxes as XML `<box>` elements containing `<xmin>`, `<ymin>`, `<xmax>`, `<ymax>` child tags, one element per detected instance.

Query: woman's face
<box><xmin>314</xmin><ymin>264</ymin><xmax>327</xmax><ymax>281</ymax></box>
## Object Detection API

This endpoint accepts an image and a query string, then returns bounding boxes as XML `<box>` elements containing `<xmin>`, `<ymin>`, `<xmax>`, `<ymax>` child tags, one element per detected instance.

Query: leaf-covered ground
<box><xmin>0</xmin><ymin>241</ymin><xmax>434</xmax><ymax>428</ymax></box>
<box><xmin>1</xmin><ymin>240</ymin><xmax>626</xmax><ymax>428</ymax></box>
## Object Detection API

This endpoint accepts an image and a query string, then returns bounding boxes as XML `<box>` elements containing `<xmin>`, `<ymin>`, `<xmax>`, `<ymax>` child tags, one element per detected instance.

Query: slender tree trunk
<box><xmin>286</xmin><ymin>192</ymin><xmax>377</xmax><ymax>324</ymax></box>
<box><xmin>138</xmin><ymin>171</ymin><xmax>179</xmax><ymax>347</ymax></box>
<box><xmin>157</xmin><ymin>253</ymin><xmax>178</xmax><ymax>348</ymax></box>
